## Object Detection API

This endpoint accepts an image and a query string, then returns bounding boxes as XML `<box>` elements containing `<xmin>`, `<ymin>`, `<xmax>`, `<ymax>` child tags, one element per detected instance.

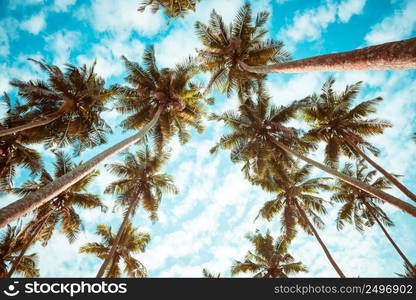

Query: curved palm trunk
<box><xmin>96</xmin><ymin>199</ymin><xmax>138</xmax><ymax>278</ymax></box>
<box><xmin>269</xmin><ymin>136</ymin><xmax>416</xmax><ymax>217</ymax></box>
<box><xmin>7</xmin><ymin>211</ymin><xmax>52</xmax><ymax>277</ymax></box>
<box><xmin>345</xmin><ymin>137</ymin><xmax>416</xmax><ymax>203</ymax></box>
<box><xmin>365</xmin><ymin>204</ymin><xmax>415</xmax><ymax>271</ymax></box>
<box><xmin>294</xmin><ymin>200</ymin><xmax>346</xmax><ymax>278</ymax></box>
<box><xmin>0</xmin><ymin>107</ymin><xmax>163</xmax><ymax>228</ymax></box>
<box><xmin>239</xmin><ymin>38</ymin><xmax>416</xmax><ymax>74</ymax></box>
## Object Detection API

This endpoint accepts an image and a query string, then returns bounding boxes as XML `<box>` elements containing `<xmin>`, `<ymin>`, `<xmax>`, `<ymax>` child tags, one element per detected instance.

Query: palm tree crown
<box><xmin>80</xmin><ymin>222</ymin><xmax>150</xmax><ymax>278</ymax></box>
<box><xmin>195</xmin><ymin>3</ymin><xmax>290</xmax><ymax>96</ymax></box>
<box><xmin>231</xmin><ymin>230</ymin><xmax>307</xmax><ymax>278</ymax></box>
<box><xmin>138</xmin><ymin>0</ymin><xmax>200</xmax><ymax>18</ymax></box>
<box><xmin>10</xmin><ymin>59</ymin><xmax>114</xmax><ymax>154</ymax></box>
<box><xmin>112</xmin><ymin>45</ymin><xmax>207</xmax><ymax>150</ymax></box>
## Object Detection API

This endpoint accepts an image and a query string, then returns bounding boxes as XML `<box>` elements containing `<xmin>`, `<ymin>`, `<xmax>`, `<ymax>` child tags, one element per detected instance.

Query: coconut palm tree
<box><xmin>0</xmin><ymin>224</ymin><xmax>39</xmax><ymax>277</ymax></box>
<box><xmin>0</xmin><ymin>93</ymin><xmax>43</xmax><ymax>192</ymax></box>
<box><xmin>138</xmin><ymin>0</ymin><xmax>200</xmax><ymax>18</ymax></box>
<box><xmin>80</xmin><ymin>223</ymin><xmax>150</xmax><ymax>278</ymax></box>
<box><xmin>238</xmin><ymin>37</ymin><xmax>416</xmax><ymax>73</ymax></box>
<box><xmin>96</xmin><ymin>147</ymin><xmax>178</xmax><ymax>278</ymax></box>
<box><xmin>202</xmin><ymin>268</ymin><xmax>221</xmax><ymax>278</ymax></box>
<box><xmin>195</xmin><ymin>3</ymin><xmax>290</xmax><ymax>97</ymax></box>
<box><xmin>210</xmin><ymin>84</ymin><xmax>416</xmax><ymax>217</ymax></box>
<box><xmin>231</xmin><ymin>230</ymin><xmax>307</xmax><ymax>278</ymax></box>
<box><xmin>253</xmin><ymin>164</ymin><xmax>345</xmax><ymax>277</ymax></box>
<box><xmin>0</xmin><ymin>45</ymin><xmax>206</xmax><ymax>228</ymax></box>
<box><xmin>6</xmin><ymin>151</ymin><xmax>103</xmax><ymax>277</ymax></box>
<box><xmin>1</xmin><ymin>60</ymin><xmax>113</xmax><ymax>154</ymax></box>
<box><xmin>302</xmin><ymin>78</ymin><xmax>416</xmax><ymax>202</ymax></box>
<box><xmin>332</xmin><ymin>160</ymin><xmax>415</xmax><ymax>273</ymax></box>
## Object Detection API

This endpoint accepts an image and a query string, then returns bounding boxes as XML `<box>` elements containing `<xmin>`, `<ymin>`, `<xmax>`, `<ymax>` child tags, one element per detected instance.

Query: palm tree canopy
<box><xmin>10</xmin><ymin>59</ymin><xmax>115</xmax><ymax>154</ymax></box>
<box><xmin>302</xmin><ymin>77</ymin><xmax>391</xmax><ymax>167</ymax></box>
<box><xmin>11</xmin><ymin>151</ymin><xmax>104</xmax><ymax>245</ymax></box>
<box><xmin>210</xmin><ymin>82</ymin><xmax>312</xmax><ymax>179</ymax></box>
<box><xmin>332</xmin><ymin>160</ymin><xmax>394</xmax><ymax>232</ymax></box>
<box><xmin>111</xmin><ymin>45</ymin><xmax>207</xmax><ymax>150</ymax></box>
<box><xmin>0</xmin><ymin>224</ymin><xmax>39</xmax><ymax>278</ymax></box>
<box><xmin>255</xmin><ymin>163</ymin><xmax>332</xmax><ymax>240</ymax></box>
<box><xmin>80</xmin><ymin>222</ymin><xmax>150</xmax><ymax>278</ymax></box>
<box><xmin>138</xmin><ymin>0</ymin><xmax>200</xmax><ymax>18</ymax></box>
<box><xmin>105</xmin><ymin>146</ymin><xmax>178</xmax><ymax>222</ymax></box>
<box><xmin>202</xmin><ymin>268</ymin><xmax>221</xmax><ymax>278</ymax></box>
<box><xmin>231</xmin><ymin>230</ymin><xmax>307</xmax><ymax>278</ymax></box>
<box><xmin>0</xmin><ymin>93</ymin><xmax>44</xmax><ymax>192</ymax></box>
<box><xmin>195</xmin><ymin>3</ymin><xmax>290</xmax><ymax>96</ymax></box>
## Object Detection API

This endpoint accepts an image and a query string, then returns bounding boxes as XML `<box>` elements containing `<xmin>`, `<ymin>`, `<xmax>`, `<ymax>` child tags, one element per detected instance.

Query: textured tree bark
<box><xmin>96</xmin><ymin>199</ymin><xmax>138</xmax><ymax>278</ymax></box>
<box><xmin>294</xmin><ymin>200</ymin><xmax>346</xmax><ymax>278</ymax></box>
<box><xmin>7</xmin><ymin>210</ymin><xmax>52</xmax><ymax>277</ymax></box>
<box><xmin>239</xmin><ymin>38</ymin><xmax>416</xmax><ymax>74</ymax></box>
<box><xmin>345</xmin><ymin>136</ymin><xmax>416</xmax><ymax>203</ymax></box>
<box><xmin>0</xmin><ymin>107</ymin><xmax>163</xmax><ymax>228</ymax></box>
<box><xmin>268</xmin><ymin>135</ymin><xmax>416</xmax><ymax>217</ymax></box>
<box><xmin>365</xmin><ymin>203</ymin><xmax>415</xmax><ymax>271</ymax></box>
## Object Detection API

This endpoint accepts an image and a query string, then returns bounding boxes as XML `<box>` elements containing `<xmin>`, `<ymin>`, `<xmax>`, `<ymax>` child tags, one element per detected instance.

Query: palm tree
<box><xmin>195</xmin><ymin>3</ymin><xmax>290</xmax><ymax>97</ymax></box>
<box><xmin>7</xmin><ymin>151</ymin><xmax>103</xmax><ymax>277</ymax></box>
<box><xmin>1</xmin><ymin>60</ymin><xmax>113</xmax><ymax>155</ymax></box>
<box><xmin>0</xmin><ymin>45</ymin><xmax>206</xmax><ymax>228</ymax></box>
<box><xmin>210</xmin><ymin>84</ymin><xmax>416</xmax><ymax>217</ymax></box>
<box><xmin>253</xmin><ymin>164</ymin><xmax>345</xmax><ymax>277</ymax></box>
<box><xmin>398</xmin><ymin>263</ymin><xmax>416</xmax><ymax>278</ymax></box>
<box><xmin>80</xmin><ymin>223</ymin><xmax>150</xmax><ymax>278</ymax></box>
<box><xmin>0</xmin><ymin>225</ymin><xmax>39</xmax><ymax>278</ymax></box>
<box><xmin>96</xmin><ymin>147</ymin><xmax>178</xmax><ymax>278</ymax></box>
<box><xmin>202</xmin><ymin>268</ymin><xmax>221</xmax><ymax>278</ymax></box>
<box><xmin>0</xmin><ymin>93</ymin><xmax>43</xmax><ymax>192</ymax></box>
<box><xmin>333</xmin><ymin>160</ymin><xmax>416</xmax><ymax>273</ymax></box>
<box><xmin>302</xmin><ymin>78</ymin><xmax>416</xmax><ymax>202</ymax></box>
<box><xmin>231</xmin><ymin>230</ymin><xmax>307</xmax><ymax>278</ymax></box>
<box><xmin>138</xmin><ymin>0</ymin><xmax>200</xmax><ymax>18</ymax></box>
<box><xmin>238</xmin><ymin>37</ymin><xmax>416</xmax><ymax>73</ymax></box>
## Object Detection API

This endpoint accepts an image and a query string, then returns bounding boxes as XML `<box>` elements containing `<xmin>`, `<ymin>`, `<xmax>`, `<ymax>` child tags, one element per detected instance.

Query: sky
<box><xmin>0</xmin><ymin>0</ymin><xmax>416</xmax><ymax>278</ymax></box>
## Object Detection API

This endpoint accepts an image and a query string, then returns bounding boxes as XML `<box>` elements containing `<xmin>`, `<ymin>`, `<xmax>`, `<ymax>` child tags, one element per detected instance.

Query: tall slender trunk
<box><xmin>0</xmin><ymin>107</ymin><xmax>163</xmax><ymax>228</ymax></box>
<box><xmin>7</xmin><ymin>211</ymin><xmax>52</xmax><ymax>277</ymax></box>
<box><xmin>364</xmin><ymin>203</ymin><xmax>415</xmax><ymax>271</ymax></box>
<box><xmin>106</xmin><ymin>256</ymin><xmax>119</xmax><ymax>278</ymax></box>
<box><xmin>268</xmin><ymin>136</ymin><xmax>416</xmax><ymax>217</ymax></box>
<box><xmin>344</xmin><ymin>136</ymin><xmax>416</xmax><ymax>203</ymax></box>
<box><xmin>293</xmin><ymin>200</ymin><xmax>346</xmax><ymax>278</ymax></box>
<box><xmin>96</xmin><ymin>199</ymin><xmax>138</xmax><ymax>278</ymax></box>
<box><xmin>239</xmin><ymin>38</ymin><xmax>416</xmax><ymax>74</ymax></box>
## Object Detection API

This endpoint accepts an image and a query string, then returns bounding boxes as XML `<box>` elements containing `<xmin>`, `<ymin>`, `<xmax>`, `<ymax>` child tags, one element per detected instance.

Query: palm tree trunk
<box><xmin>96</xmin><ymin>199</ymin><xmax>138</xmax><ymax>278</ymax></box>
<box><xmin>268</xmin><ymin>136</ymin><xmax>416</xmax><ymax>217</ymax></box>
<box><xmin>0</xmin><ymin>107</ymin><xmax>163</xmax><ymax>228</ymax></box>
<box><xmin>293</xmin><ymin>200</ymin><xmax>346</xmax><ymax>278</ymax></box>
<box><xmin>239</xmin><ymin>37</ymin><xmax>416</xmax><ymax>74</ymax></box>
<box><xmin>344</xmin><ymin>136</ymin><xmax>416</xmax><ymax>203</ymax></box>
<box><xmin>106</xmin><ymin>257</ymin><xmax>118</xmax><ymax>278</ymax></box>
<box><xmin>7</xmin><ymin>210</ymin><xmax>52</xmax><ymax>277</ymax></box>
<box><xmin>0</xmin><ymin>112</ymin><xmax>63</xmax><ymax>138</ymax></box>
<box><xmin>365</xmin><ymin>203</ymin><xmax>415</xmax><ymax>271</ymax></box>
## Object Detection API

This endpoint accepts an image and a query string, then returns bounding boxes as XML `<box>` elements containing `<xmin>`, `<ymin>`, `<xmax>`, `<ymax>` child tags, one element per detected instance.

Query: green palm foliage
<box><xmin>231</xmin><ymin>230</ymin><xmax>307</xmax><ymax>278</ymax></box>
<box><xmin>210</xmin><ymin>82</ymin><xmax>311</xmax><ymax>179</ymax></box>
<box><xmin>80</xmin><ymin>223</ymin><xmax>150</xmax><ymax>278</ymax></box>
<box><xmin>0</xmin><ymin>225</ymin><xmax>39</xmax><ymax>277</ymax></box>
<box><xmin>195</xmin><ymin>3</ymin><xmax>290</xmax><ymax>96</ymax></box>
<box><xmin>12</xmin><ymin>152</ymin><xmax>104</xmax><ymax>244</ymax></box>
<box><xmin>112</xmin><ymin>45</ymin><xmax>206</xmax><ymax>150</ymax></box>
<box><xmin>138</xmin><ymin>0</ymin><xmax>200</xmax><ymax>18</ymax></box>
<box><xmin>0</xmin><ymin>93</ymin><xmax>43</xmax><ymax>192</ymax></box>
<box><xmin>332</xmin><ymin>160</ymin><xmax>415</xmax><ymax>272</ymax></box>
<box><xmin>105</xmin><ymin>147</ymin><xmax>178</xmax><ymax>222</ymax></box>
<box><xmin>9</xmin><ymin>59</ymin><xmax>114</xmax><ymax>154</ymax></box>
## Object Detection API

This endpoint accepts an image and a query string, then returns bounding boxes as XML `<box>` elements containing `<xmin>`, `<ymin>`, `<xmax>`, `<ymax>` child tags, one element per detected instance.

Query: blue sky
<box><xmin>0</xmin><ymin>0</ymin><xmax>416</xmax><ymax>277</ymax></box>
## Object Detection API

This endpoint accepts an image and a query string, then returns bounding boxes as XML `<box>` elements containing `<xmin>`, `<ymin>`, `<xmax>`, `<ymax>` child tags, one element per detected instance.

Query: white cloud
<box><xmin>0</xmin><ymin>17</ymin><xmax>19</xmax><ymax>57</ymax></box>
<box><xmin>20</xmin><ymin>12</ymin><xmax>47</xmax><ymax>35</ymax></box>
<box><xmin>8</xmin><ymin>0</ymin><xmax>45</xmax><ymax>10</ymax></box>
<box><xmin>44</xmin><ymin>30</ymin><xmax>81</xmax><ymax>66</ymax></box>
<box><xmin>365</xmin><ymin>0</ymin><xmax>416</xmax><ymax>45</ymax></box>
<box><xmin>337</xmin><ymin>0</ymin><xmax>366</xmax><ymax>23</ymax></box>
<box><xmin>51</xmin><ymin>0</ymin><xmax>77</xmax><ymax>12</ymax></box>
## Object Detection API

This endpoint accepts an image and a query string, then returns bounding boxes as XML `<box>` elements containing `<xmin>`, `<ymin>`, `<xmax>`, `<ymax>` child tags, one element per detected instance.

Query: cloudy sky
<box><xmin>0</xmin><ymin>0</ymin><xmax>415</xmax><ymax>278</ymax></box>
